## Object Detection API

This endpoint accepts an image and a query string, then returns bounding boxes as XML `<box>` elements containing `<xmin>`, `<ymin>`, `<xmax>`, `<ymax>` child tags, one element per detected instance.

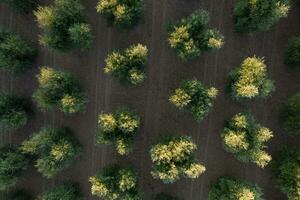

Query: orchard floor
<box><xmin>1</xmin><ymin>0</ymin><xmax>300</xmax><ymax>199</ymax></box>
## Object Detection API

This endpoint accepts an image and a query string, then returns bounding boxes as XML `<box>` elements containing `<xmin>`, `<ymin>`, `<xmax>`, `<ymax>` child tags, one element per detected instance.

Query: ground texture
<box><xmin>0</xmin><ymin>0</ymin><xmax>300</xmax><ymax>199</ymax></box>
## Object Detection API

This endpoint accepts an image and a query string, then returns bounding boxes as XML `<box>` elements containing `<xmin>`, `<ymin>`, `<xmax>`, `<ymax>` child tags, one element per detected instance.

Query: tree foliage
<box><xmin>0</xmin><ymin>0</ymin><xmax>38</xmax><ymax>13</ymax></box>
<box><xmin>96</xmin><ymin>108</ymin><xmax>140</xmax><ymax>156</ymax></box>
<box><xmin>96</xmin><ymin>0</ymin><xmax>143</xmax><ymax>29</ymax></box>
<box><xmin>273</xmin><ymin>148</ymin><xmax>300</xmax><ymax>200</ymax></box>
<box><xmin>168</xmin><ymin>10</ymin><xmax>224</xmax><ymax>59</ymax></box>
<box><xmin>155</xmin><ymin>193</ymin><xmax>180</xmax><ymax>200</ymax></box>
<box><xmin>0</xmin><ymin>28</ymin><xmax>37</xmax><ymax>74</ymax></box>
<box><xmin>150</xmin><ymin>136</ymin><xmax>205</xmax><ymax>184</ymax></box>
<box><xmin>280</xmin><ymin>93</ymin><xmax>300</xmax><ymax>135</ymax></box>
<box><xmin>285</xmin><ymin>35</ymin><xmax>300</xmax><ymax>67</ymax></box>
<box><xmin>34</xmin><ymin>0</ymin><xmax>92</xmax><ymax>51</ymax></box>
<box><xmin>89</xmin><ymin>165</ymin><xmax>141</xmax><ymax>200</ymax></box>
<box><xmin>33</xmin><ymin>67</ymin><xmax>86</xmax><ymax>114</ymax></box>
<box><xmin>20</xmin><ymin>127</ymin><xmax>81</xmax><ymax>178</ymax></box>
<box><xmin>169</xmin><ymin>79</ymin><xmax>218</xmax><ymax>121</ymax></box>
<box><xmin>234</xmin><ymin>0</ymin><xmax>290</xmax><ymax>33</ymax></box>
<box><xmin>208</xmin><ymin>176</ymin><xmax>264</xmax><ymax>200</ymax></box>
<box><xmin>104</xmin><ymin>44</ymin><xmax>148</xmax><ymax>85</ymax></box>
<box><xmin>37</xmin><ymin>183</ymin><xmax>81</xmax><ymax>200</ymax></box>
<box><xmin>0</xmin><ymin>92</ymin><xmax>32</xmax><ymax>131</ymax></box>
<box><xmin>229</xmin><ymin>56</ymin><xmax>275</xmax><ymax>100</ymax></box>
<box><xmin>222</xmin><ymin>112</ymin><xmax>273</xmax><ymax>168</ymax></box>
<box><xmin>0</xmin><ymin>146</ymin><xmax>29</xmax><ymax>191</ymax></box>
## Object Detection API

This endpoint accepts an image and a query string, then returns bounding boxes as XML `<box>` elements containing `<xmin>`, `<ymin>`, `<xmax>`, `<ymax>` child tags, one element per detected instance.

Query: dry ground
<box><xmin>0</xmin><ymin>0</ymin><xmax>300</xmax><ymax>199</ymax></box>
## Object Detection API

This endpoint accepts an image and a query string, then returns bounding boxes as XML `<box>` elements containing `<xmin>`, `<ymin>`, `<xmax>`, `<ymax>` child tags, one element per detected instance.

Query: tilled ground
<box><xmin>0</xmin><ymin>0</ymin><xmax>300</xmax><ymax>199</ymax></box>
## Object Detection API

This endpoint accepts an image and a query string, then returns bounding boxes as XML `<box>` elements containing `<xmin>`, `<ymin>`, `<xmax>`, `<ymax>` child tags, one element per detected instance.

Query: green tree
<box><xmin>0</xmin><ymin>146</ymin><xmax>29</xmax><ymax>191</ymax></box>
<box><xmin>0</xmin><ymin>92</ymin><xmax>32</xmax><ymax>131</ymax></box>
<box><xmin>20</xmin><ymin>127</ymin><xmax>81</xmax><ymax>178</ymax></box>
<box><xmin>33</xmin><ymin>67</ymin><xmax>86</xmax><ymax>114</ymax></box>
<box><xmin>89</xmin><ymin>165</ymin><xmax>141</xmax><ymax>200</ymax></box>
<box><xmin>150</xmin><ymin>136</ymin><xmax>205</xmax><ymax>184</ymax></box>
<box><xmin>0</xmin><ymin>0</ymin><xmax>38</xmax><ymax>12</ymax></box>
<box><xmin>222</xmin><ymin>112</ymin><xmax>273</xmax><ymax>168</ymax></box>
<box><xmin>280</xmin><ymin>93</ymin><xmax>300</xmax><ymax>135</ymax></box>
<box><xmin>234</xmin><ymin>0</ymin><xmax>290</xmax><ymax>33</ymax></box>
<box><xmin>169</xmin><ymin>79</ymin><xmax>218</xmax><ymax>121</ymax></box>
<box><xmin>168</xmin><ymin>10</ymin><xmax>224</xmax><ymax>60</ymax></box>
<box><xmin>228</xmin><ymin>56</ymin><xmax>275</xmax><ymax>100</ymax></box>
<box><xmin>208</xmin><ymin>176</ymin><xmax>264</xmax><ymax>200</ymax></box>
<box><xmin>96</xmin><ymin>0</ymin><xmax>143</xmax><ymax>29</ymax></box>
<box><xmin>273</xmin><ymin>148</ymin><xmax>300</xmax><ymax>200</ymax></box>
<box><xmin>7</xmin><ymin>190</ymin><xmax>32</xmax><ymax>200</ymax></box>
<box><xmin>96</xmin><ymin>108</ymin><xmax>140</xmax><ymax>156</ymax></box>
<box><xmin>34</xmin><ymin>0</ymin><xmax>92</xmax><ymax>51</ymax></box>
<box><xmin>155</xmin><ymin>193</ymin><xmax>180</xmax><ymax>200</ymax></box>
<box><xmin>104</xmin><ymin>44</ymin><xmax>148</xmax><ymax>85</ymax></box>
<box><xmin>0</xmin><ymin>28</ymin><xmax>37</xmax><ymax>74</ymax></box>
<box><xmin>285</xmin><ymin>35</ymin><xmax>300</xmax><ymax>67</ymax></box>
<box><xmin>37</xmin><ymin>183</ymin><xmax>81</xmax><ymax>200</ymax></box>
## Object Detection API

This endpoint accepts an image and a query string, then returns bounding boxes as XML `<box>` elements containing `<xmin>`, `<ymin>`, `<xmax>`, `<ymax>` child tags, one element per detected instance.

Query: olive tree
<box><xmin>0</xmin><ymin>28</ymin><xmax>37</xmax><ymax>74</ymax></box>
<box><xmin>0</xmin><ymin>146</ymin><xmax>29</xmax><ymax>191</ymax></box>
<box><xmin>234</xmin><ymin>0</ymin><xmax>290</xmax><ymax>33</ymax></box>
<box><xmin>208</xmin><ymin>176</ymin><xmax>264</xmax><ymax>200</ymax></box>
<box><xmin>285</xmin><ymin>35</ymin><xmax>300</xmax><ymax>67</ymax></box>
<box><xmin>150</xmin><ymin>136</ymin><xmax>205</xmax><ymax>184</ymax></box>
<box><xmin>37</xmin><ymin>183</ymin><xmax>81</xmax><ymax>200</ymax></box>
<box><xmin>169</xmin><ymin>79</ymin><xmax>218</xmax><ymax>121</ymax></box>
<box><xmin>20</xmin><ymin>127</ymin><xmax>81</xmax><ymax>178</ymax></box>
<box><xmin>96</xmin><ymin>0</ymin><xmax>143</xmax><ymax>29</ymax></box>
<box><xmin>280</xmin><ymin>93</ymin><xmax>300</xmax><ymax>135</ymax></box>
<box><xmin>104</xmin><ymin>44</ymin><xmax>148</xmax><ymax>85</ymax></box>
<box><xmin>273</xmin><ymin>148</ymin><xmax>300</xmax><ymax>200</ymax></box>
<box><xmin>168</xmin><ymin>10</ymin><xmax>224</xmax><ymax>60</ymax></box>
<box><xmin>89</xmin><ymin>165</ymin><xmax>141</xmax><ymax>200</ymax></box>
<box><xmin>221</xmin><ymin>112</ymin><xmax>273</xmax><ymax>168</ymax></box>
<box><xmin>0</xmin><ymin>92</ymin><xmax>32</xmax><ymax>131</ymax></box>
<box><xmin>97</xmin><ymin>108</ymin><xmax>140</xmax><ymax>155</ymax></box>
<box><xmin>33</xmin><ymin>67</ymin><xmax>86</xmax><ymax>114</ymax></box>
<box><xmin>228</xmin><ymin>56</ymin><xmax>275</xmax><ymax>100</ymax></box>
<box><xmin>0</xmin><ymin>0</ymin><xmax>38</xmax><ymax>12</ymax></box>
<box><xmin>34</xmin><ymin>0</ymin><xmax>92</xmax><ymax>51</ymax></box>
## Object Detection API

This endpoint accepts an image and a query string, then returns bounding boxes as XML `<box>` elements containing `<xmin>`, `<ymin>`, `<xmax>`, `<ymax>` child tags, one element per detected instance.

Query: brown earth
<box><xmin>0</xmin><ymin>0</ymin><xmax>300</xmax><ymax>199</ymax></box>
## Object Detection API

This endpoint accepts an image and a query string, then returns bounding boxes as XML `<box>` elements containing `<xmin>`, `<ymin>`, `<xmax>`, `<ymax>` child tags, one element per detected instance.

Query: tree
<box><xmin>155</xmin><ymin>193</ymin><xmax>180</xmax><ymax>200</ymax></box>
<box><xmin>37</xmin><ymin>183</ymin><xmax>81</xmax><ymax>200</ymax></box>
<box><xmin>169</xmin><ymin>79</ymin><xmax>218</xmax><ymax>121</ymax></box>
<box><xmin>221</xmin><ymin>112</ymin><xmax>273</xmax><ymax>168</ymax></box>
<box><xmin>228</xmin><ymin>56</ymin><xmax>275</xmax><ymax>100</ymax></box>
<box><xmin>273</xmin><ymin>148</ymin><xmax>300</xmax><ymax>200</ymax></box>
<box><xmin>168</xmin><ymin>10</ymin><xmax>224</xmax><ymax>60</ymax></box>
<box><xmin>96</xmin><ymin>0</ymin><xmax>143</xmax><ymax>29</ymax></box>
<box><xmin>34</xmin><ymin>0</ymin><xmax>92</xmax><ymax>51</ymax></box>
<box><xmin>285</xmin><ymin>35</ymin><xmax>300</xmax><ymax>67</ymax></box>
<box><xmin>0</xmin><ymin>146</ymin><xmax>29</xmax><ymax>191</ymax></box>
<box><xmin>0</xmin><ymin>28</ymin><xmax>37</xmax><ymax>74</ymax></box>
<box><xmin>96</xmin><ymin>108</ymin><xmax>140</xmax><ymax>156</ymax></box>
<box><xmin>208</xmin><ymin>176</ymin><xmax>264</xmax><ymax>200</ymax></box>
<box><xmin>150</xmin><ymin>136</ymin><xmax>206</xmax><ymax>184</ymax></box>
<box><xmin>7</xmin><ymin>190</ymin><xmax>32</xmax><ymax>200</ymax></box>
<box><xmin>33</xmin><ymin>67</ymin><xmax>86</xmax><ymax>114</ymax></box>
<box><xmin>20</xmin><ymin>127</ymin><xmax>81</xmax><ymax>178</ymax></box>
<box><xmin>234</xmin><ymin>0</ymin><xmax>290</xmax><ymax>33</ymax></box>
<box><xmin>0</xmin><ymin>92</ymin><xmax>32</xmax><ymax>131</ymax></box>
<box><xmin>89</xmin><ymin>165</ymin><xmax>141</xmax><ymax>200</ymax></box>
<box><xmin>0</xmin><ymin>0</ymin><xmax>38</xmax><ymax>13</ymax></box>
<box><xmin>280</xmin><ymin>93</ymin><xmax>300</xmax><ymax>135</ymax></box>
<box><xmin>104</xmin><ymin>44</ymin><xmax>148</xmax><ymax>85</ymax></box>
